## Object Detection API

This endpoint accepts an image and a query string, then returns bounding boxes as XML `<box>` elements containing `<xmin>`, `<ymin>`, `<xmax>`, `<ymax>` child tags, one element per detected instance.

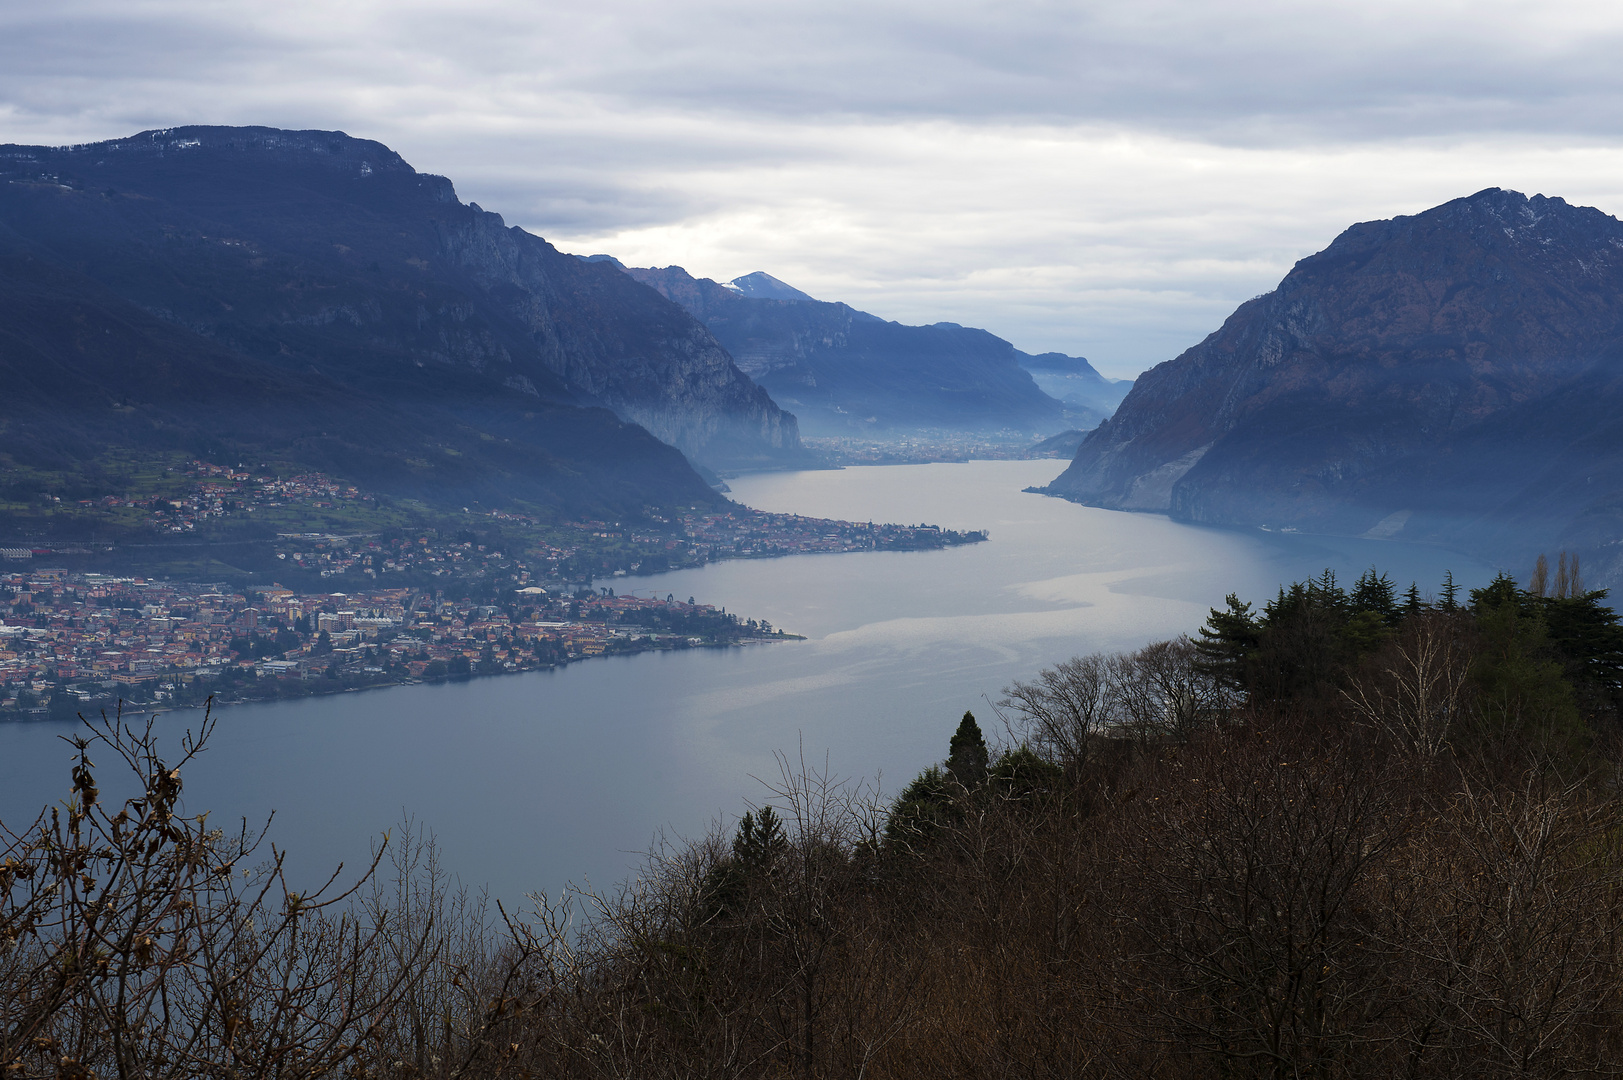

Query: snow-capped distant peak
<box><xmin>727</xmin><ymin>271</ymin><xmax>816</xmax><ymax>302</ymax></box>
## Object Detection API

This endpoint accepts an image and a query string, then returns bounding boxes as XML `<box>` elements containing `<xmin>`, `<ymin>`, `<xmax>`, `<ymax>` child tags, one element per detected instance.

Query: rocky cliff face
<box><xmin>0</xmin><ymin>126</ymin><xmax>800</xmax><ymax>473</ymax></box>
<box><xmin>626</xmin><ymin>265</ymin><xmax>1074</xmax><ymax>436</ymax></box>
<box><xmin>1046</xmin><ymin>188</ymin><xmax>1623</xmax><ymax>577</ymax></box>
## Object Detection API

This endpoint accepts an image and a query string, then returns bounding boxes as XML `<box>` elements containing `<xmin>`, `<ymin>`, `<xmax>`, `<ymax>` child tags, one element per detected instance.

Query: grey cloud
<box><xmin>6</xmin><ymin>0</ymin><xmax>1623</xmax><ymax>378</ymax></box>
<box><xmin>9</xmin><ymin>1</ymin><xmax>1623</xmax><ymax>143</ymax></box>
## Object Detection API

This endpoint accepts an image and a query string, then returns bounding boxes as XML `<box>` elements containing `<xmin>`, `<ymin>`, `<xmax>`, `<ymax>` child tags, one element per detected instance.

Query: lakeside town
<box><xmin>0</xmin><ymin>460</ymin><xmax>990</xmax><ymax>718</ymax></box>
<box><xmin>5</xmin><ymin>459</ymin><xmax>989</xmax><ymax>582</ymax></box>
<box><xmin>0</xmin><ymin>570</ymin><xmax>795</xmax><ymax>719</ymax></box>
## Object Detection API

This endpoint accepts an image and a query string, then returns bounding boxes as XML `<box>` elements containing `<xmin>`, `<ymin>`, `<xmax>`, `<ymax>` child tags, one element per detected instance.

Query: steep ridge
<box><xmin>624</xmin><ymin>264</ymin><xmax>1091</xmax><ymax>436</ymax></box>
<box><xmin>1045</xmin><ymin>189</ymin><xmax>1623</xmax><ymax>578</ymax></box>
<box><xmin>0</xmin><ymin>126</ymin><xmax>801</xmax><ymax>473</ymax></box>
<box><xmin>0</xmin><ymin>224</ymin><xmax>716</xmax><ymax>520</ymax></box>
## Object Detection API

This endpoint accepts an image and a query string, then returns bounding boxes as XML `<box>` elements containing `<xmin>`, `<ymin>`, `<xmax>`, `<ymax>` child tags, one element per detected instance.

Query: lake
<box><xmin>0</xmin><ymin>460</ymin><xmax>1496</xmax><ymax>904</ymax></box>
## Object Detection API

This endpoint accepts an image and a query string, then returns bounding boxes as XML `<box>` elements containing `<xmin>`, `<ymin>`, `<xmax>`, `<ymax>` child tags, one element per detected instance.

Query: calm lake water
<box><xmin>0</xmin><ymin>461</ymin><xmax>1496</xmax><ymax>903</ymax></box>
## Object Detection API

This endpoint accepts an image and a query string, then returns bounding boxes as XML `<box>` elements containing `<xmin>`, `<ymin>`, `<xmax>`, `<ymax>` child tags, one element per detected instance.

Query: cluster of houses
<box><xmin>266</xmin><ymin>508</ymin><xmax>979</xmax><ymax>588</ymax></box>
<box><xmin>0</xmin><ymin>570</ymin><xmax>775</xmax><ymax>715</ymax></box>
<box><xmin>77</xmin><ymin>460</ymin><xmax>377</xmax><ymax>535</ymax></box>
<box><xmin>0</xmin><ymin>466</ymin><xmax>978</xmax><ymax>715</ymax></box>
<box><xmin>801</xmin><ymin>431</ymin><xmax>1062</xmax><ymax>464</ymax></box>
<box><xmin>674</xmin><ymin>509</ymin><xmax>982</xmax><ymax>557</ymax></box>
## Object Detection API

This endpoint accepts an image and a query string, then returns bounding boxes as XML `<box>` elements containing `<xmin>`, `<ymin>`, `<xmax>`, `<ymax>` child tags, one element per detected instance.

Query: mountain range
<box><xmin>0</xmin><ymin>126</ymin><xmax>806</xmax><ymax>525</ymax></box>
<box><xmin>620</xmin><ymin>264</ymin><xmax>1127</xmax><ymax>436</ymax></box>
<box><xmin>1045</xmin><ymin>188</ymin><xmax>1623</xmax><ymax>584</ymax></box>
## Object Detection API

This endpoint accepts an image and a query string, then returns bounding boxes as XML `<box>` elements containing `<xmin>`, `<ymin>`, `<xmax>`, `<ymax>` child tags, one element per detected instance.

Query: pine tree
<box><xmin>1310</xmin><ymin>569</ymin><xmax>1347</xmax><ymax>612</ymax></box>
<box><xmin>1350</xmin><ymin>568</ymin><xmax>1399</xmax><ymax>626</ymax></box>
<box><xmin>884</xmin><ymin>765</ymin><xmax>952</xmax><ymax>849</ymax></box>
<box><xmin>1440</xmin><ymin>570</ymin><xmax>1459</xmax><ymax>612</ymax></box>
<box><xmin>1468</xmin><ymin>572</ymin><xmax>1521</xmax><ymax>612</ymax></box>
<box><xmin>1403</xmin><ymin>582</ymin><xmax>1423</xmax><ymax>617</ymax></box>
<box><xmin>1195</xmin><ymin>594</ymin><xmax>1261</xmax><ymax>693</ymax></box>
<box><xmin>1539</xmin><ymin>583</ymin><xmax>1623</xmax><ymax>703</ymax></box>
<box><xmin>948</xmin><ymin>710</ymin><xmax>989</xmax><ymax>788</ymax></box>
<box><xmin>732</xmin><ymin>806</ymin><xmax>788</xmax><ymax>875</ymax></box>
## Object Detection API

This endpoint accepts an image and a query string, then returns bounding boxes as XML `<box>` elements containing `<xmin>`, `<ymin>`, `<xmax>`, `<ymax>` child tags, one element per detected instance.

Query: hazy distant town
<box><xmin>803</xmin><ymin>431</ymin><xmax>1080</xmax><ymax>464</ymax></box>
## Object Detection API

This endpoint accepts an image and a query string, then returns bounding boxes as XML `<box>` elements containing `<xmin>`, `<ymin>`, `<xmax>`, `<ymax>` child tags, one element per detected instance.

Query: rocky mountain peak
<box><xmin>1043</xmin><ymin>188</ymin><xmax>1623</xmax><ymax>581</ymax></box>
<box><xmin>724</xmin><ymin>271</ymin><xmax>817</xmax><ymax>301</ymax></box>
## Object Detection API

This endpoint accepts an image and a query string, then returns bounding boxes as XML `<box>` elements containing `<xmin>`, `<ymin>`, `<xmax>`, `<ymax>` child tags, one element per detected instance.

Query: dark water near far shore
<box><xmin>0</xmin><ymin>461</ymin><xmax>1496</xmax><ymax>904</ymax></box>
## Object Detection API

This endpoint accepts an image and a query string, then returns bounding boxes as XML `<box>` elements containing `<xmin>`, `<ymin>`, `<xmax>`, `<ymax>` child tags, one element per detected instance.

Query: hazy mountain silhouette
<box><xmin>624</xmin><ymin>264</ymin><xmax>1124</xmax><ymax>436</ymax></box>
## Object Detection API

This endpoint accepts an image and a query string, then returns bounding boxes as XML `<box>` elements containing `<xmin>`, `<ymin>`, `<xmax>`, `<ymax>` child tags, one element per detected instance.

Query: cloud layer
<box><xmin>7</xmin><ymin>0</ymin><xmax>1623</xmax><ymax>376</ymax></box>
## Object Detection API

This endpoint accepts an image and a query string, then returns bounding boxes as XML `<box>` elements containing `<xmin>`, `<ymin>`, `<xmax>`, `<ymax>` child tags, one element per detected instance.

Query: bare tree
<box><xmin>1345</xmin><ymin>612</ymin><xmax>1473</xmax><ymax>760</ymax></box>
<box><xmin>0</xmin><ymin>706</ymin><xmax>430</xmax><ymax>1080</ymax></box>
<box><xmin>1000</xmin><ymin>638</ymin><xmax>1234</xmax><ymax>764</ymax></box>
<box><xmin>998</xmin><ymin>653</ymin><xmax>1112</xmax><ymax>768</ymax></box>
<box><xmin>1110</xmin><ymin>733</ymin><xmax>1408</xmax><ymax>1077</ymax></box>
<box><xmin>1110</xmin><ymin>637</ymin><xmax>1234</xmax><ymax>744</ymax></box>
<box><xmin>1387</xmin><ymin>776</ymin><xmax>1623</xmax><ymax>1077</ymax></box>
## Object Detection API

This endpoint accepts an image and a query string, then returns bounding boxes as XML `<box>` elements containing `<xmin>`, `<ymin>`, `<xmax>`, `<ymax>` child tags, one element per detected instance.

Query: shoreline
<box><xmin>1</xmin><ymin>629</ymin><xmax>807</xmax><ymax>723</ymax></box>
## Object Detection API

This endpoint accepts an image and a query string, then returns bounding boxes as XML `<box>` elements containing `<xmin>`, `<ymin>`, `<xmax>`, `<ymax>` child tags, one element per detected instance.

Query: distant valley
<box><xmin>617</xmin><ymin>263</ymin><xmax>1129</xmax><ymax>439</ymax></box>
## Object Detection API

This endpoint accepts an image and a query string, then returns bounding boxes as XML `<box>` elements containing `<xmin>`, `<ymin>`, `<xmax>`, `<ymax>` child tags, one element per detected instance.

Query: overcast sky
<box><xmin>6</xmin><ymin>0</ymin><xmax>1623</xmax><ymax>377</ymax></box>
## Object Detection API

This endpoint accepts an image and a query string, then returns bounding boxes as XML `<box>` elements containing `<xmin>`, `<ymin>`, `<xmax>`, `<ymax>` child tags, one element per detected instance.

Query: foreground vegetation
<box><xmin>8</xmin><ymin>557</ymin><xmax>1623</xmax><ymax>1077</ymax></box>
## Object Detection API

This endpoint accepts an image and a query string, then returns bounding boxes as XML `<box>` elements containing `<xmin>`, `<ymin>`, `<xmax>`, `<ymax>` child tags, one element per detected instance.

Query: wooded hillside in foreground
<box><xmin>7</xmin><ymin>554</ymin><xmax>1623</xmax><ymax>1078</ymax></box>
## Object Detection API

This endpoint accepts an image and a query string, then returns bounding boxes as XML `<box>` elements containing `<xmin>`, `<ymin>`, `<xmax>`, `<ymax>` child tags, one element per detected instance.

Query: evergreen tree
<box><xmin>884</xmin><ymin>765</ymin><xmax>952</xmax><ymax>849</ymax></box>
<box><xmin>1309</xmin><ymin>569</ymin><xmax>1348</xmax><ymax>612</ymax></box>
<box><xmin>1468</xmin><ymin>593</ymin><xmax>1586</xmax><ymax>765</ymax></box>
<box><xmin>1440</xmin><ymin>570</ymin><xmax>1459</xmax><ymax>612</ymax></box>
<box><xmin>732</xmin><ymin>806</ymin><xmax>788</xmax><ymax>875</ymax></box>
<box><xmin>948</xmin><ymin>711</ymin><xmax>989</xmax><ymax>788</ymax></box>
<box><xmin>1254</xmin><ymin>577</ymin><xmax>1358</xmax><ymax>704</ymax></box>
<box><xmin>1537</xmin><ymin>587</ymin><xmax>1623</xmax><ymax>706</ymax></box>
<box><xmin>1468</xmin><ymin>572</ymin><xmax>1520</xmax><ymax>612</ymax></box>
<box><xmin>1350</xmin><ymin>568</ymin><xmax>1399</xmax><ymax>626</ymax></box>
<box><xmin>1403</xmin><ymin>582</ymin><xmax>1423</xmax><ymax>617</ymax></box>
<box><xmin>1195</xmin><ymin>594</ymin><xmax>1261</xmax><ymax>693</ymax></box>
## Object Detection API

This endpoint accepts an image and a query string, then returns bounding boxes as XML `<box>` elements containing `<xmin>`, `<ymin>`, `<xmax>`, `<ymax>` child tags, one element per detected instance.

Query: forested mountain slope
<box><xmin>0</xmin><ymin>230</ymin><xmax>715</xmax><ymax>521</ymax></box>
<box><xmin>0</xmin><ymin>126</ymin><xmax>800</xmax><ymax>506</ymax></box>
<box><xmin>1045</xmin><ymin>189</ymin><xmax>1623</xmax><ymax>583</ymax></box>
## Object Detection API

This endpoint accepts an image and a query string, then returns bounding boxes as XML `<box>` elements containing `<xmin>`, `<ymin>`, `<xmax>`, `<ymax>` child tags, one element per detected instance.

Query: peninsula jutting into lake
<box><xmin>0</xmin><ymin>485</ymin><xmax>985</xmax><ymax>718</ymax></box>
